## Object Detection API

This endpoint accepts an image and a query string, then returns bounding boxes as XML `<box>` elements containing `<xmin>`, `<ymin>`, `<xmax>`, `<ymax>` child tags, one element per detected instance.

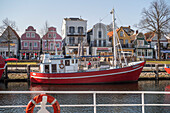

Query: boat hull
<box><xmin>165</xmin><ymin>67</ymin><xmax>170</xmax><ymax>74</ymax></box>
<box><xmin>30</xmin><ymin>61</ymin><xmax>145</xmax><ymax>84</ymax></box>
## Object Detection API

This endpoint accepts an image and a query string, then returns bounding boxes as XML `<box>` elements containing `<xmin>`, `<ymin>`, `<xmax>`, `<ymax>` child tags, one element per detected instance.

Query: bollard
<box><xmin>4</xmin><ymin>65</ymin><xmax>8</xmax><ymax>79</ymax></box>
<box><xmin>155</xmin><ymin>64</ymin><xmax>159</xmax><ymax>80</ymax></box>
<box><xmin>27</xmin><ymin>65</ymin><xmax>31</xmax><ymax>81</ymax></box>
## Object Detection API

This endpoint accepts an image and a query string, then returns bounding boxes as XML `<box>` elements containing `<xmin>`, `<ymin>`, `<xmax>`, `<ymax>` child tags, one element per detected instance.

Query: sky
<box><xmin>0</xmin><ymin>0</ymin><xmax>170</xmax><ymax>37</ymax></box>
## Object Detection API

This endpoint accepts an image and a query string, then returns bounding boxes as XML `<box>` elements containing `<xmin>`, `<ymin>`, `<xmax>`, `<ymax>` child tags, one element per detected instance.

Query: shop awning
<box><xmin>161</xmin><ymin>50</ymin><xmax>170</xmax><ymax>53</ymax></box>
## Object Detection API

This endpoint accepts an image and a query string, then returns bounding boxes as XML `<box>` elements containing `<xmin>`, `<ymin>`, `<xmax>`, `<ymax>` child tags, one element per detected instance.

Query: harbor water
<box><xmin>0</xmin><ymin>80</ymin><xmax>170</xmax><ymax>113</ymax></box>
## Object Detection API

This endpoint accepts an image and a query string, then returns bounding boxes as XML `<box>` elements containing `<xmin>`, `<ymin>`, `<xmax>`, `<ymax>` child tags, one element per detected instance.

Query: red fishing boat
<box><xmin>0</xmin><ymin>56</ymin><xmax>6</xmax><ymax>79</ymax></box>
<box><xmin>30</xmin><ymin>9</ymin><xmax>145</xmax><ymax>84</ymax></box>
<box><xmin>30</xmin><ymin>55</ymin><xmax>145</xmax><ymax>84</ymax></box>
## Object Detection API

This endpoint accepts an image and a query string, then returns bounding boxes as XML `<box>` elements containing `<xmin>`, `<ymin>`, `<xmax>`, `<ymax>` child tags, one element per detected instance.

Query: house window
<box><xmin>137</xmin><ymin>40</ymin><xmax>144</xmax><ymax>47</ymax></box>
<box><xmin>78</xmin><ymin>27</ymin><xmax>83</xmax><ymax>33</ymax></box>
<box><xmin>103</xmin><ymin>40</ymin><xmax>106</xmax><ymax>47</ymax></box>
<box><xmin>120</xmin><ymin>31</ymin><xmax>123</xmax><ymax>37</ymax></box>
<box><xmin>56</xmin><ymin>43</ymin><xmax>60</xmax><ymax>48</ymax></box>
<box><xmin>53</xmin><ymin>33</ymin><xmax>56</xmax><ymax>38</ymax></box>
<box><xmin>45</xmin><ymin>41</ymin><xmax>47</xmax><ymax>48</ymax></box>
<box><xmin>99</xmin><ymin>40</ymin><xmax>101</xmax><ymax>47</ymax></box>
<box><xmin>120</xmin><ymin>39</ymin><xmax>123</xmax><ymax>45</ymax></box>
<box><xmin>26</xmin><ymin>33</ymin><xmax>30</xmax><ymax>37</ymax></box>
<box><xmin>48</xmin><ymin>34</ymin><xmax>52</xmax><ymax>38</ymax></box>
<box><xmin>94</xmin><ymin>40</ymin><xmax>97</xmax><ymax>47</ymax></box>
<box><xmin>24</xmin><ymin>42</ymin><xmax>27</xmax><ymax>47</ymax></box>
<box><xmin>50</xmin><ymin>43</ymin><xmax>54</xmax><ymax>50</ymax></box>
<box><xmin>69</xmin><ymin>26</ymin><xmax>75</xmax><ymax>33</ymax></box>
<box><xmin>137</xmin><ymin>49</ymin><xmax>142</xmax><ymax>56</ymax></box>
<box><xmin>78</xmin><ymin>37</ymin><xmax>82</xmax><ymax>43</ymax></box>
<box><xmin>98</xmin><ymin>31</ymin><xmax>102</xmax><ymax>38</ymax></box>
<box><xmin>69</xmin><ymin>37</ymin><xmax>74</xmax><ymax>44</ymax></box>
<box><xmin>31</xmin><ymin>33</ymin><xmax>35</xmax><ymax>37</ymax></box>
<box><xmin>125</xmin><ymin>40</ymin><xmax>129</xmax><ymax>48</ymax></box>
<box><xmin>34</xmin><ymin>42</ymin><xmax>37</xmax><ymax>47</ymax></box>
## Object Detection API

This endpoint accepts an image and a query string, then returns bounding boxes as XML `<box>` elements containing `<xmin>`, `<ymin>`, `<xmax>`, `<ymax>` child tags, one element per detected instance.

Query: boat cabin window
<box><xmin>65</xmin><ymin>60</ymin><xmax>70</xmax><ymax>66</ymax></box>
<box><xmin>52</xmin><ymin>64</ymin><xmax>57</xmax><ymax>73</ymax></box>
<box><xmin>45</xmin><ymin>65</ymin><xmax>49</xmax><ymax>73</ymax></box>
<box><xmin>76</xmin><ymin>59</ymin><xmax>78</xmax><ymax>63</ymax></box>
<box><xmin>72</xmin><ymin>59</ymin><xmax>74</xmax><ymax>64</ymax></box>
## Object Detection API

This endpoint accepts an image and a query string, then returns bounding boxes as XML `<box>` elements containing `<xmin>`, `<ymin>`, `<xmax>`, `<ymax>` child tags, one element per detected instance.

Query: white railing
<box><xmin>0</xmin><ymin>91</ymin><xmax>170</xmax><ymax>113</ymax></box>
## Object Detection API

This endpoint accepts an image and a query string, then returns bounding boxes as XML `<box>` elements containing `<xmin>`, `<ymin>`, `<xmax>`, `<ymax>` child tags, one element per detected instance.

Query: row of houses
<box><xmin>0</xmin><ymin>17</ymin><xmax>169</xmax><ymax>60</ymax></box>
<box><xmin>0</xmin><ymin>26</ymin><xmax>62</xmax><ymax>60</ymax></box>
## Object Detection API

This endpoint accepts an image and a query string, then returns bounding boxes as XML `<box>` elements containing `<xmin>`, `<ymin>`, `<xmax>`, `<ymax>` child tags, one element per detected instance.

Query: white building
<box><xmin>87</xmin><ymin>23</ymin><xmax>112</xmax><ymax>55</ymax></box>
<box><xmin>61</xmin><ymin>17</ymin><xmax>89</xmax><ymax>56</ymax></box>
<box><xmin>150</xmin><ymin>33</ymin><xmax>169</xmax><ymax>59</ymax></box>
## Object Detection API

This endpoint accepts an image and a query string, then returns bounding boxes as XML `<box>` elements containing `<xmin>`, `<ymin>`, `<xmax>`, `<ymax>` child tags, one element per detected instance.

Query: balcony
<box><xmin>135</xmin><ymin>45</ymin><xmax>150</xmax><ymax>48</ymax></box>
<box><xmin>67</xmin><ymin>32</ymin><xmax>86</xmax><ymax>36</ymax></box>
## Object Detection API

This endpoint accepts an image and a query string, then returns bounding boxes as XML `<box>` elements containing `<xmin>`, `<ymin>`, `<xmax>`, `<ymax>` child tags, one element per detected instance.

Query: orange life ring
<box><xmin>59</xmin><ymin>64</ymin><xmax>65</xmax><ymax>69</ymax></box>
<box><xmin>26</xmin><ymin>94</ymin><xmax>60</xmax><ymax>113</ymax></box>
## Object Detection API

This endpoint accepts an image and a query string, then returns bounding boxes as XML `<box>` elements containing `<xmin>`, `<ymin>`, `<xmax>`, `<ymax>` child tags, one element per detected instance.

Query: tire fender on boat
<box><xmin>59</xmin><ymin>64</ymin><xmax>65</xmax><ymax>69</ymax></box>
<box><xmin>26</xmin><ymin>94</ymin><xmax>60</xmax><ymax>113</ymax></box>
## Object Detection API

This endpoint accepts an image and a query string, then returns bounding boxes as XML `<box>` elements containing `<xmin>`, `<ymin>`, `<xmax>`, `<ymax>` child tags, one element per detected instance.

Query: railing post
<box><xmin>27</xmin><ymin>64</ymin><xmax>30</xmax><ymax>81</ymax></box>
<box><xmin>155</xmin><ymin>64</ymin><xmax>159</xmax><ymax>80</ymax></box>
<box><xmin>142</xmin><ymin>93</ymin><xmax>145</xmax><ymax>113</ymax></box>
<box><xmin>93</xmin><ymin>93</ymin><xmax>96</xmax><ymax>113</ymax></box>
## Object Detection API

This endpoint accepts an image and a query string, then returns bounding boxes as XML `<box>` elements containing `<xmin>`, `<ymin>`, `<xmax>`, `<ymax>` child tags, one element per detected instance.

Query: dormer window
<box><xmin>137</xmin><ymin>40</ymin><xmax>144</xmax><ymax>47</ymax></box>
<box><xmin>48</xmin><ymin>34</ymin><xmax>52</xmax><ymax>38</ymax></box>
<box><xmin>31</xmin><ymin>33</ymin><xmax>35</xmax><ymax>37</ymax></box>
<box><xmin>120</xmin><ymin>31</ymin><xmax>123</xmax><ymax>37</ymax></box>
<box><xmin>53</xmin><ymin>34</ymin><xmax>56</xmax><ymax>38</ymax></box>
<box><xmin>26</xmin><ymin>33</ymin><xmax>30</xmax><ymax>37</ymax></box>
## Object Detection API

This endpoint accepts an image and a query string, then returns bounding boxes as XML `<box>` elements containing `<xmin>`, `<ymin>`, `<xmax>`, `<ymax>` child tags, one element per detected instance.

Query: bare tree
<box><xmin>136</xmin><ymin>0</ymin><xmax>170</xmax><ymax>60</ymax></box>
<box><xmin>40</xmin><ymin>21</ymin><xmax>49</xmax><ymax>53</ymax></box>
<box><xmin>107</xmin><ymin>22</ymin><xmax>118</xmax><ymax>32</ymax></box>
<box><xmin>0</xmin><ymin>18</ymin><xmax>18</xmax><ymax>57</ymax></box>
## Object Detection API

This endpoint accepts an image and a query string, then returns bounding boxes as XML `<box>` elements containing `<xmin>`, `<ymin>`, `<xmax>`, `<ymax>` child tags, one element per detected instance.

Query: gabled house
<box><xmin>87</xmin><ymin>23</ymin><xmax>112</xmax><ymax>55</ymax></box>
<box><xmin>61</xmin><ymin>17</ymin><xmax>89</xmax><ymax>56</ymax></box>
<box><xmin>107</xmin><ymin>26</ymin><xmax>135</xmax><ymax>57</ymax></box>
<box><xmin>133</xmin><ymin>32</ymin><xmax>154</xmax><ymax>59</ymax></box>
<box><xmin>0</xmin><ymin>26</ymin><xmax>20</xmax><ymax>58</ymax></box>
<box><xmin>42</xmin><ymin>27</ymin><xmax>62</xmax><ymax>55</ymax></box>
<box><xmin>145</xmin><ymin>32</ymin><xmax>169</xmax><ymax>59</ymax></box>
<box><xmin>20</xmin><ymin>26</ymin><xmax>41</xmax><ymax>60</ymax></box>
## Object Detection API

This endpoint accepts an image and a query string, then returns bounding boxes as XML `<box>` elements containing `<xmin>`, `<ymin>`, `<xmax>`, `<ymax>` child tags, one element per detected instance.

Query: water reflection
<box><xmin>30</xmin><ymin>82</ymin><xmax>139</xmax><ymax>91</ymax></box>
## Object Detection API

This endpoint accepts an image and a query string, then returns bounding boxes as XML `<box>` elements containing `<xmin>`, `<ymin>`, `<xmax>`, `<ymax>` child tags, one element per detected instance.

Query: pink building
<box><xmin>20</xmin><ymin>26</ymin><xmax>41</xmax><ymax>60</ymax></box>
<box><xmin>42</xmin><ymin>27</ymin><xmax>62</xmax><ymax>54</ymax></box>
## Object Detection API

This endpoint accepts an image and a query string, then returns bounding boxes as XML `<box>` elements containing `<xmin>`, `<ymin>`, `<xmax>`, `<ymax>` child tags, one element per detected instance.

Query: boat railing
<box><xmin>0</xmin><ymin>91</ymin><xmax>170</xmax><ymax>113</ymax></box>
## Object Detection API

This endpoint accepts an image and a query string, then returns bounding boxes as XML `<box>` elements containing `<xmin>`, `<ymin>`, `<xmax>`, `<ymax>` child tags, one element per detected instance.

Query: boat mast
<box><xmin>111</xmin><ymin>8</ymin><xmax>117</xmax><ymax>67</ymax></box>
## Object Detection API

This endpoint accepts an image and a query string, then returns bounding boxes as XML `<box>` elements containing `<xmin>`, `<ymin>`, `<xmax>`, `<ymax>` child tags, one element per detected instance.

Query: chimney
<box><xmin>136</xmin><ymin>30</ymin><xmax>138</xmax><ymax>34</ymax></box>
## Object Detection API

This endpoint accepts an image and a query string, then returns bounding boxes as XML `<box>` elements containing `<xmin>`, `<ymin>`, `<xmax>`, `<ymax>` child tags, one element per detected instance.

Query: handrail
<box><xmin>0</xmin><ymin>91</ymin><xmax>170</xmax><ymax>113</ymax></box>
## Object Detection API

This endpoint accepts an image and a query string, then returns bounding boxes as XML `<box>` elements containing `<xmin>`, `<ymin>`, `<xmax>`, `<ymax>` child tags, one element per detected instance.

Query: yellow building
<box><xmin>108</xmin><ymin>26</ymin><xmax>135</xmax><ymax>57</ymax></box>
